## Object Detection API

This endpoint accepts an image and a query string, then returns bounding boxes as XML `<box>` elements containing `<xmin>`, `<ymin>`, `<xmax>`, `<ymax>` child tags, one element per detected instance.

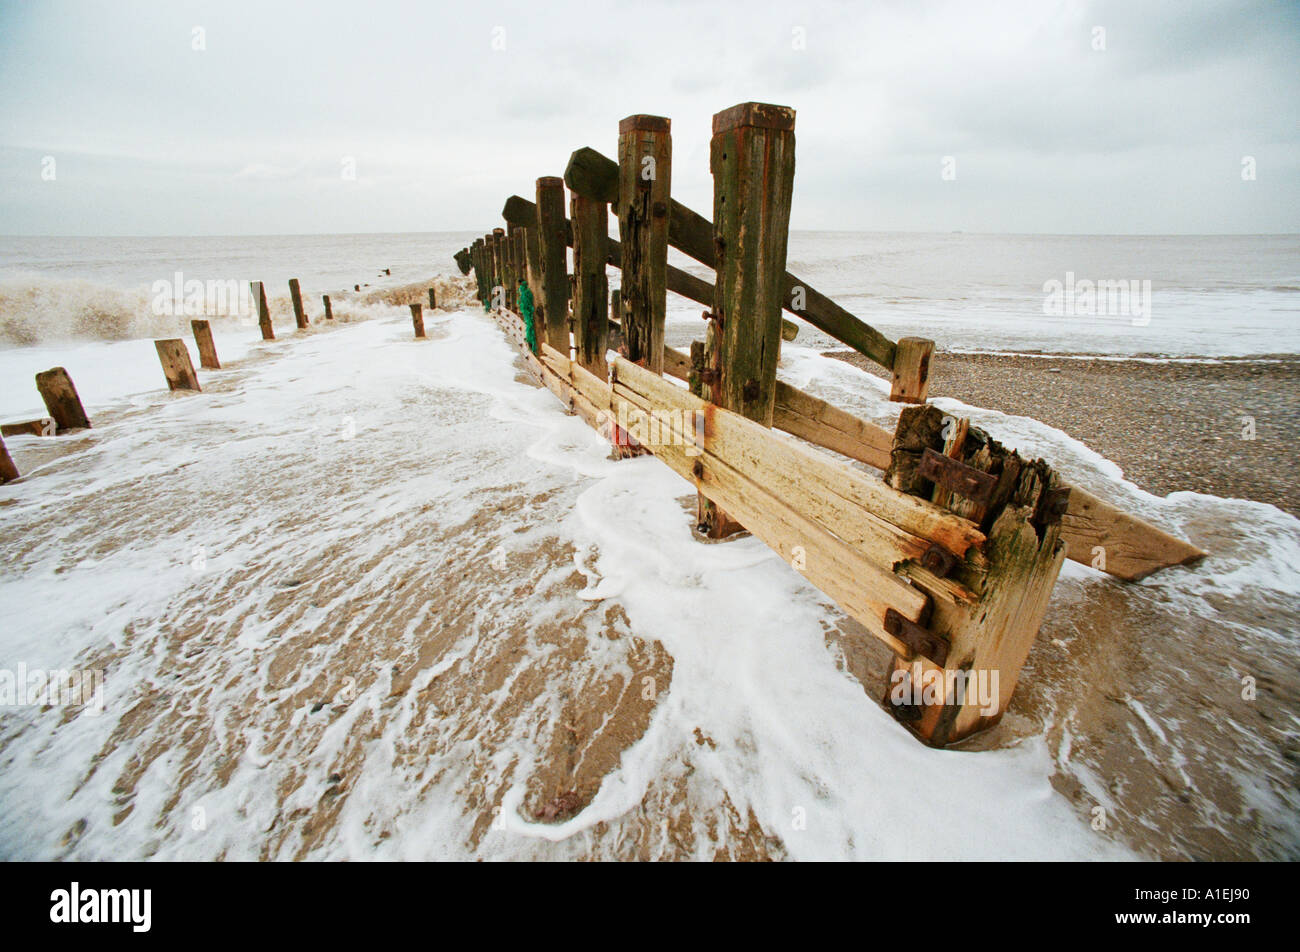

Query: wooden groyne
<box><xmin>457</xmin><ymin>101</ymin><xmax>1207</xmax><ymax>747</ymax></box>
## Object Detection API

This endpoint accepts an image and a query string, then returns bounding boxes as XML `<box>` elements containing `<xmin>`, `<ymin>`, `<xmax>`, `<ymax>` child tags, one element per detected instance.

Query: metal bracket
<box><xmin>918</xmin><ymin>447</ymin><xmax>997</xmax><ymax>507</ymax></box>
<box><xmin>884</xmin><ymin>608</ymin><xmax>951</xmax><ymax>666</ymax></box>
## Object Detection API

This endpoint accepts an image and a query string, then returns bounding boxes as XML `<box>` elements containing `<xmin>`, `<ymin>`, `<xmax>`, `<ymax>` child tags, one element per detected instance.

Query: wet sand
<box><xmin>827</xmin><ymin>351</ymin><xmax>1300</xmax><ymax>517</ymax></box>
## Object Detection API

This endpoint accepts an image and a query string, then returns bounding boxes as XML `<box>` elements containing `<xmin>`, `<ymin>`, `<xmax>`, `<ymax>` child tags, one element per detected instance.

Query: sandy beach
<box><xmin>828</xmin><ymin>351</ymin><xmax>1300</xmax><ymax>517</ymax></box>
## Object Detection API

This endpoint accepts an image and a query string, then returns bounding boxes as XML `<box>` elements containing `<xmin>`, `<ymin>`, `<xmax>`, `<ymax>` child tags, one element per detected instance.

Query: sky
<box><xmin>0</xmin><ymin>0</ymin><xmax>1297</xmax><ymax>236</ymax></box>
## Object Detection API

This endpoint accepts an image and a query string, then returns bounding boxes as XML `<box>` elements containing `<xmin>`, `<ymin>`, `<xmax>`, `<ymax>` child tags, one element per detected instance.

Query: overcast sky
<box><xmin>1</xmin><ymin>0</ymin><xmax>1296</xmax><ymax>235</ymax></box>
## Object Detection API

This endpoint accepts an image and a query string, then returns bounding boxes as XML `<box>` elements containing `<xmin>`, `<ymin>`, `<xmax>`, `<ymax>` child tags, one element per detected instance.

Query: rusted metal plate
<box><xmin>918</xmin><ymin>447</ymin><xmax>997</xmax><ymax>507</ymax></box>
<box><xmin>885</xmin><ymin>608</ymin><xmax>951</xmax><ymax>666</ymax></box>
<box><xmin>920</xmin><ymin>542</ymin><xmax>958</xmax><ymax>577</ymax></box>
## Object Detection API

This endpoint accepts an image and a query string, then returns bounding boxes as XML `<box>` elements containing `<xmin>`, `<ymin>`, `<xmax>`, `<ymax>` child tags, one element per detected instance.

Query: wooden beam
<box><xmin>613</xmin><ymin>357</ymin><xmax>985</xmax><ymax>556</ymax></box>
<box><xmin>535</xmin><ymin>177</ymin><xmax>570</xmax><ymax>352</ymax></box>
<box><xmin>251</xmin><ymin>281</ymin><xmax>274</xmax><ymax>340</ymax></box>
<box><xmin>323</xmin><ymin>294</ymin><xmax>334</xmax><ymax>321</ymax></box>
<box><xmin>565</xmin><ymin>145</ymin><xmax>897</xmax><ymax>369</ymax></box>
<box><xmin>35</xmin><ymin>367</ymin><xmax>91</xmax><ymax>432</ymax></box>
<box><xmin>410</xmin><ymin>303</ymin><xmax>426</xmax><ymax>339</ymax></box>
<box><xmin>1059</xmin><ymin>486</ymin><xmax>1206</xmax><ymax>581</ymax></box>
<box><xmin>491</xmin><ymin>228</ymin><xmax>506</xmax><ymax>310</ymax></box>
<box><xmin>154</xmin><ymin>339</ymin><xmax>201</xmax><ymax>392</ymax></box>
<box><xmin>616</xmin><ymin>115</ymin><xmax>670</xmax><ymax>374</ymax></box>
<box><xmin>664</xmin><ymin>344</ymin><xmax>1201</xmax><ymax>581</ymax></box>
<box><xmin>191</xmin><ymin>319</ymin><xmax>220</xmax><ymax>369</ymax></box>
<box><xmin>428</xmin><ymin>287</ymin><xmax>437</xmax><ymax>310</ymax></box>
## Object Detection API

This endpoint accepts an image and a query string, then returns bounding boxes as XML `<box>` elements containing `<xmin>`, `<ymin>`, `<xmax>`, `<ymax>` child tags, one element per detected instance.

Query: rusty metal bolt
<box><xmin>743</xmin><ymin>379</ymin><xmax>760</xmax><ymax>402</ymax></box>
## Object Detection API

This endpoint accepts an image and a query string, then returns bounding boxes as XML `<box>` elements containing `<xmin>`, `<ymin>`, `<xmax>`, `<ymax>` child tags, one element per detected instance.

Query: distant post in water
<box><xmin>0</xmin><ymin>435</ymin><xmax>19</xmax><ymax>484</ymax></box>
<box><xmin>410</xmin><ymin>303</ymin><xmax>426</xmax><ymax>339</ymax></box>
<box><xmin>700</xmin><ymin>102</ymin><xmax>797</xmax><ymax>536</ymax></box>
<box><xmin>191</xmin><ymin>319</ymin><xmax>221</xmax><ymax>369</ymax></box>
<box><xmin>616</xmin><ymin>115</ymin><xmax>671</xmax><ymax>374</ymax></box>
<box><xmin>427</xmin><ymin>287</ymin><xmax>437</xmax><ymax>310</ymax></box>
<box><xmin>323</xmin><ymin>294</ymin><xmax>334</xmax><ymax>320</ymax></box>
<box><xmin>251</xmin><ymin>281</ymin><xmax>274</xmax><ymax>340</ymax></box>
<box><xmin>535</xmin><ymin>176</ymin><xmax>570</xmax><ymax>352</ymax></box>
<box><xmin>35</xmin><ymin>367</ymin><xmax>91</xmax><ymax>432</ymax></box>
<box><xmin>571</xmin><ymin>189</ymin><xmax>609</xmax><ymax>378</ymax></box>
<box><xmin>289</xmin><ymin>278</ymin><xmax>308</xmax><ymax>328</ymax></box>
<box><xmin>154</xmin><ymin>339</ymin><xmax>202</xmax><ymax>392</ymax></box>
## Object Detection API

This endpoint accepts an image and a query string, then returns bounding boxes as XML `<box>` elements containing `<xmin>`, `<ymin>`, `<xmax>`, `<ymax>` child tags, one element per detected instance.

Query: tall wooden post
<box><xmin>571</xmin><ymin>190</ymin><xmax>609</xmax><ymax>378</ymax></box>
<box><xmin>289</xmin><ymin>278</ymin><xmax>308</xmax><ymax>328</ymax></box>
<box><xmin>191</xmin><ymin>319</ymin><xmax>221</xmax><ymax>369</ymax></box>
<box><xmin>410</xmin><ymin>303</ymin><xmax>426</xmax><ymax>339</ymax></box>
<box><xmin>154</xmin><ymin>339</ymin><xmax>201</xmax><ymax>392</ymax></box>
<box><xmin>0</xmin><ymin>435</ymin><xmax>19</xmax><ymax>484</ymax></box>
<box><xmin>536</xmin><ymin>176</ymin><xmax>570</xmax><ymax>352</ymax></box>
<box><xmin>35</xmin><ymin>367</ymin><xmax>91</xmax><ymax>432</ymax></box>
<box><xmin>504</xmin><ymin>223</ymin><xmax>518</xmax><ymax>311</ymax></box>
<box><xmin>523</xmin><ymin>215</ymin><xmax>542</xmax><ymax>295</ymax></box>
<box><xmin>469</xmin><ymin>240</ymin><xmax>482</xmax><ymax>305</ymax></box>
<box><xmin>491</xmin><ymin>228</ymin><xmax>506</xmax><ymax>310</ymax></box>
<box><xmin>323</xmin><ymin>294</ymin><xmax>334</xmax><ymax>320</ymax></box>
<box><xmin>480</xmin><ymin>237</ymin><xmax>490</xmax><ymax>307</ymax></box>
<box><xmin>700</xmin><ymin>102</ymin><xmax>796</xmax><ymax>537</ymax></box>
<box><xmin>511</xmin><ymin>226</ymin><xmax>526</xmax><ymax>311</ymax></box>
<box><xmin>252</xmin><ymin>281</ymin><xmax>274</xmax><ymax>340</ymax></box>
<box><xmin>616</xmin><ymin>115</ymin><xmax>671</xmax><ymax>374</ymax></box>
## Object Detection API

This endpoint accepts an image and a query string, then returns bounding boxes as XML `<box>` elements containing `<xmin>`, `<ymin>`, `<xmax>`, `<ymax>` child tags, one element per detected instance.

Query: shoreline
<box><xmin>826</xmin><ymin>349</ymin><xmax>1300</xmax><ymax>518</ymax></box>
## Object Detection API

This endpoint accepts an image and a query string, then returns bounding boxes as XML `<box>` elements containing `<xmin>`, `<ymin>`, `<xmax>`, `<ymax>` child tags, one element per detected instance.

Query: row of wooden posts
<box><xmin>0</xmin><ymin>279</ymin><xmax>443</xmax><ymax>485</ymax></box>
<box><xmin>455</xmin><ymin>101</ymin><xmax>1206</xmax><ymax>747</ymax></box>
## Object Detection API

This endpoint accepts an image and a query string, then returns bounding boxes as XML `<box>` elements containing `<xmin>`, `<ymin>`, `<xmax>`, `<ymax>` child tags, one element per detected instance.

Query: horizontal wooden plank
<box><xmin>611</xmin><ymin>357</ymin><xmax>986</xmax><ymax>556</ymax></box>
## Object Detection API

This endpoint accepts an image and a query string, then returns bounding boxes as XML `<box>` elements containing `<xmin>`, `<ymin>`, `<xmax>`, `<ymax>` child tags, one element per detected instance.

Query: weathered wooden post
<box><xmin>512</xmin><ymin>227</ymin><xmax>527</xmax><ymax>309</ymax></box>
<box><xmin>0</xmin><ymin>435</ymin><xmax>19</xmax><ymax>484</ymax></box>
<box><xmin>491</xmin><ymin>228</ymin><xmax>506</xmax><ymax>310</ymax></box>
<box><xmin>522</xmin><ymin>217</ymin><xmax>542</xmax><ymax>295</ymax></box>
<box><xmin>428</xmin><ymin>287</ymin><xmax>437</xmax><ymax>310</ymax></box>
<box><xmin>323</xmin><ymin>294</ymin><xmax>334</xmax><ymax>320</ymax></box>
<box><xmin>535</xmin><ymin>177</ymin><xmax>570</xmax><ymax>352</ymax></box>
<box><xmin>410</xmin><ymin>303</ymin><xmax>426</xmax><ymax>339</ymax></box>
<box><xmin>251</xmin><ymin>281</ymin><xmax>274</xmax><ymax>340</ymax></box>
<box><xmin>890</xmin><ymin>338</ymin><xmax>935</xmax><ymax>403</ymax></box>
<box><xmin>883</xmin><ymin>405</ymin><xmax>1068</xmax><ymax>745</ymax></box>
<box><xmin>699</xmin><ymin>102</ymin><xmax>797</xmax><ymax>536</ymax></box>
<box><xmin>35</xmin><ymin>367</ymin><xmax>91</xmax><ymax>432</ymax></box>
<box><xmin>191</xmin><ymin>319</ymin><xmax>221</xmax><ymax>369</ymax></box>
<box><xmin>289</xmin><ymin>278</ymin><xmax>308</xmax><ymax>328</ymax></box>
<box><xmin>154</xmin><ymin>339</ymin><xmax>201</xmax><ymax>392</ymax></box>
<box><xmin>571</xmin><ymin>188</ymin><xmax>609</xmax><ymax>378</ymax></box>
<box><xmin>616</xmin><ymin>115</ymin><xmax>671</xmax><ymax>374</ymax></box>
<box><xmin>503</xmin><ymin>223</ymin><xmax>518</xmax><ymax>311</ymax></box>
